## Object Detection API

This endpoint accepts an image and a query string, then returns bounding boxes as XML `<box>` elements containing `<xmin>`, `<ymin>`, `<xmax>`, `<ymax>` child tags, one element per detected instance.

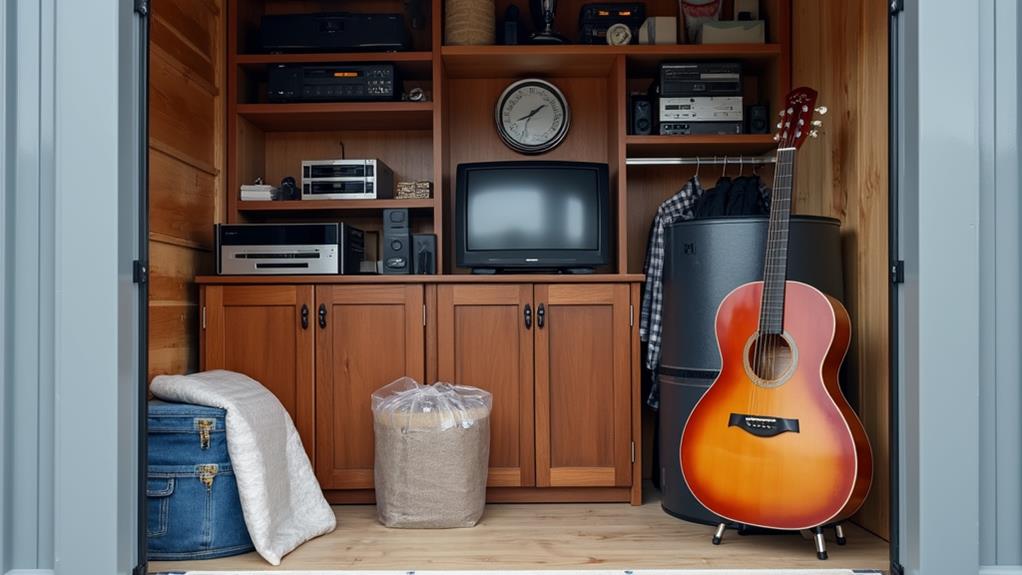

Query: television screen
<box><xmin>456</xmin><ymin>161</ymin><xmax>610</xmax><ymax>271</ymax></box>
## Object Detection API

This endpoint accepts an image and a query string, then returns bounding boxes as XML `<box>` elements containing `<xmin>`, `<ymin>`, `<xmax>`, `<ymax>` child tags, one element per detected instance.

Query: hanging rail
<box><xmin>625</xmin><ymin>154</ymin><xmax>777</xmax><ymax>166</ymax></box>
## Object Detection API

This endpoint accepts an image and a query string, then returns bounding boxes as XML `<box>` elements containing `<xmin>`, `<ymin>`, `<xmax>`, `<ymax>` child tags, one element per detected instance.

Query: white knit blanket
<box><xmin>150</xmin><ymin>370</ymin><xmax>336</xmax><ymax>565</ymax></box>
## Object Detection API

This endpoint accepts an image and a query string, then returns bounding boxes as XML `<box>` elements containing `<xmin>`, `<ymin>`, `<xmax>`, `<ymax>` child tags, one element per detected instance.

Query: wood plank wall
<box><xmin>792</xmin><ymin>1</ymin><xmax>890</xmax><ymax>539</ymax></box>
<box><xmin>149</xmin><ymin>0</ymin><xmax>224</xmax><ymax>380</ymax></box>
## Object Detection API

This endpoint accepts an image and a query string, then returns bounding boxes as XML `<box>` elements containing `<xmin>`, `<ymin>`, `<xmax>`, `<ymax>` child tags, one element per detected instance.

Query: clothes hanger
<box><xmin>695</xmin><ymin>156</ymin><xmax>701</xmax><ymax>179</ymax></box>
<box><xmin>721</xmin><ymin>155</ymin><xmax>728</xmax><ymax>179</ymax></box>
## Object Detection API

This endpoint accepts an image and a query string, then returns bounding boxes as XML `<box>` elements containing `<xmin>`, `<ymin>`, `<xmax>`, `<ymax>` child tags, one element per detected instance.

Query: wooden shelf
<box><xmin>442</xmin><ymin>44</ymin><xmax>782</xmax><ymax>78</ymax></box>
<box><xmin>236</xmin><ymin>51</ymin><xmax>434</xmax><ymax>79</ymax></box>
<box><xmin>196</xmin><ymin>273</ymin><xmax>646</xmax><ymax>285</ymax></box>
<box><xmin>237</xmin><ymin>199</ymin><xmax>436</xmax><ymax>212</ymax></box>
<box><xmin>236</xmin><ymin>102</ymin><xmax>434</xmax><ymax>131</ymax></box>
<box><xmin>625</xmin><ymin>134</ymin><xmax>778</xmax><ymax>158</ymax></box>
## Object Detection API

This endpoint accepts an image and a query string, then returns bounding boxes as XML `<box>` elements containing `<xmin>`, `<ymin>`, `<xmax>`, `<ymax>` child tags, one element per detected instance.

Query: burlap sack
<box><xmin>372</xmin><ymin>378</ymin><xmax>492</xmax><ymax>528</ymax></box>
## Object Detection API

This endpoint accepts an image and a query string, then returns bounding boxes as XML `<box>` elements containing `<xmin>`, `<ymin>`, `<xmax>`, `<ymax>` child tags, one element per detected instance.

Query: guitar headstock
<box><xmin>773</xmin><ymin>86</ymin><xmax>825</xmax><ymax>149</ymax></box>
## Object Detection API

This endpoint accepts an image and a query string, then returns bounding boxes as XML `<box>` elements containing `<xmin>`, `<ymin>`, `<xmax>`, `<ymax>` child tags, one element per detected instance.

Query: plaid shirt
<box><xmin>640</xmin><ymin>176</ymin><xmax>704</xmax><ymax>373</ymax></box>
<box><xmin>640</xmin><ymin>176</ymin><xmax>772</xmax><ymax>409</ymax></box>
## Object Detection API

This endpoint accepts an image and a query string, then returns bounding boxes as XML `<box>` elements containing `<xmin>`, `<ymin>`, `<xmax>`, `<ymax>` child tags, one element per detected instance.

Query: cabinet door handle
<box><xmin>537</xmin><ymin>303</ymin><xmax>546</xmax><ymax>328</ymax></box>
<box><xmin>318</xmin><ymin>303</ymin><xmax>327</xmax><ymax>329</ymax></box>
<box><xmin>524</xmin><ymin>304</ymin><xmax>532</xmax><ymax>329</ymax></box>
<box><xmin>301</xmin><ymin>304</ymin><xmax>309</xmax><ymax>330</ymax></box>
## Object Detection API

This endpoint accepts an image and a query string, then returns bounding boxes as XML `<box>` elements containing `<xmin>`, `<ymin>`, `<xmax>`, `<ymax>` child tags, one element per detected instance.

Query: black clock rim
<box><xmin>495</xmin><ymin>79</ymin><xmax>571</xmax><ymax>154</ymax></box>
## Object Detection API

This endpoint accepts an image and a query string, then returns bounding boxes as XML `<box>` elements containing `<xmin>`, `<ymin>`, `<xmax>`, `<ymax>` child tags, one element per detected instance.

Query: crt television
<box><xmin>455</xmin><ymin>161</ymin><xmax>611</xmax><ymax>272</ymax></box>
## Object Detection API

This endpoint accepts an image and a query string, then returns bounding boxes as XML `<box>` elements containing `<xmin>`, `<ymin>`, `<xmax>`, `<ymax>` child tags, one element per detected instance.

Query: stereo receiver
<box><xmin>268</xmin><ymin>63</ymin><xmax>400</xmax><ymax>102</ymax></box>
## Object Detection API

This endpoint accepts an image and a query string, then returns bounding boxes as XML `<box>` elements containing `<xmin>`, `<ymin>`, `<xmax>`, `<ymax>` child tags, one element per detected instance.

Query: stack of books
<box><xmin>240</xmin><ymin>184</ymin><xmax>274</xmax><ymax>201</ymax></box>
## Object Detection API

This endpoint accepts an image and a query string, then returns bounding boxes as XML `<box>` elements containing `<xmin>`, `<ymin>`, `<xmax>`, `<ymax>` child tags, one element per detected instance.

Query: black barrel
<box><xmin>657</xmin><ymin>215</ymin><xmax>844</xmax><ymax>525</ymax></box>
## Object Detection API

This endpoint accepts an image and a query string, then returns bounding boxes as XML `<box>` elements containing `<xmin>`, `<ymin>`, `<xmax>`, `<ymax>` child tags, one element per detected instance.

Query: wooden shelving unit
<box><xmin>442</xmin><ymin>43</ymin><xmax>783</xmax><ymax>78</ymax></box>
<box><xmin>225</xmin><ymin>0</ymin><xmax>792</xmax><ymax>274</ymax></box>
<box><xmin>237</xmin><ymin>199</ymin><xmax>436</xmax><ymax>212</ymax></box>
<box><xmin>625</xmin><ymin>135</ymin><xmax>779</xmax><ymax>157</ymax></box>
<box><xmin>236</xmin><ymin>102</ymin><xmax>434</xmax><ymax>131</ymax></box>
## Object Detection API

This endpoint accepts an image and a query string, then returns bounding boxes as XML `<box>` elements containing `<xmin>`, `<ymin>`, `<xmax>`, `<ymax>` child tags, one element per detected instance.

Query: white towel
<box><xmin>150</xmin><ymin>370</ymin><xmax>336</xmax><ymax>565</ymax></box>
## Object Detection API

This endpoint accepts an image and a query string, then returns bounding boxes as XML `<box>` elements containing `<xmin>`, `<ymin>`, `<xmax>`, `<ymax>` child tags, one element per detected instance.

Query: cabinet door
<box><xmin>534</xmin><ymin>284</ymin><xmax>632</xmax><ymax>488</ymax></box>
<box><xmin>315</xmin><ymin>285</ymin><xmax>425</xmax><ymax>490</ymax></box>
<box><xmin>202</xmin><ymin>285</ymin><xmax>315</xmax><ymax>461</ymax></box>
<box><xmin>437</xmin><ymin>285</ymin><xmax>535</xmax><ymax>487</ymax></box>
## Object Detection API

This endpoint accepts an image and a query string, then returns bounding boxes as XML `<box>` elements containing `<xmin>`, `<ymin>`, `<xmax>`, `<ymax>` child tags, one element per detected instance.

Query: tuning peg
<box><xmin>778</xmin><ymin>110</ymin><xmax>785</xmax><ymax>117</ymax></box>
<box><xmin>773</xmin><ymin>134</ymin><xmax>781</xmax><ymax>141</ymax></box>
<box><xmin>776</xmin><ymin>121</ymin><xmax>783</xmax><ymax>129</ymax></box>
<box><xmin>815</xmin><ymin>106</ymin><xmax>828</xmax><ymax>115</ymax></box>
<box><xmin>812</xmin><ymin>120</ymin><xmax>823</xmax><ymax>127</ymax></box>
<box><xmin>809</xmin><ymin>129</ymin><xmax>820</xmax><ymax>138</ymax></box>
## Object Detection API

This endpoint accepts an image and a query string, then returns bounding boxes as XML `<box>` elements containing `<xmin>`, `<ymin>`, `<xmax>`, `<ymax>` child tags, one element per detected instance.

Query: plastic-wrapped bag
<box><xmin>371</xmin><ymin>377</ymin><xmax>492</xmax><ymax>528</ymax></box>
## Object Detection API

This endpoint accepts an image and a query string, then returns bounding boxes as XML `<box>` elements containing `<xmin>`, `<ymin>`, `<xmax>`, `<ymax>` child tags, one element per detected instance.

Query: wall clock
<box><xmin>495</xmin><ymin>78</ymin><xmax>571</xmax><ymax>154</ymax></box>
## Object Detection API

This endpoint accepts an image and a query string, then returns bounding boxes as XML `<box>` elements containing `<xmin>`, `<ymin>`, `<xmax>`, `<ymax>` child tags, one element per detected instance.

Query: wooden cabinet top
<box><xmin>195</xmin><ymin>274</ymin><xmax>645</xmax><ymax>285</ymax></box>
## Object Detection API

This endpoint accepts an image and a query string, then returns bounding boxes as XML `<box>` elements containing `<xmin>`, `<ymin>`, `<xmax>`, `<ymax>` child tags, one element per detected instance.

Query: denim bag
<box><xmin>147</xmin><ymin>400</ymin><xmax>254</xmax><ymax>560</ymax></box>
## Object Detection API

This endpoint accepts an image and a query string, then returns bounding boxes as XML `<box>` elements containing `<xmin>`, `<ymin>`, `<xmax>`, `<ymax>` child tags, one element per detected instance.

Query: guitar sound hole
<box><xmin>747</xmin><ymin>333</ymin><xmax>795</xmax><ymax>383</ymax></box>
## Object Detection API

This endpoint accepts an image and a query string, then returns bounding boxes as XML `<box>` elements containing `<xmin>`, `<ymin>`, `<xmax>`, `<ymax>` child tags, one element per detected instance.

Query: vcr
<box><xmin>268</xmin><ymin>63</ymin><xmax>399</xmax><ymax>102</ymax></box>
<box><xmin>216</xmin><ymin>223</ymin><xmax>364</xmax><ymax>275</ymax></box>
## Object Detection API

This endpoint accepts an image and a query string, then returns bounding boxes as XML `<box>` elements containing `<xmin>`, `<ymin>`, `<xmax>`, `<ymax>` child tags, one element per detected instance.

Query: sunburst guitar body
<box><xmin>679</xmin><ymin>87</ymin><xmax>872</xmax><ymax>536</ymax></box>
<box><xmin>680</xmin><ymin>280</ymin><xmax>872</xmax><ymax>530</ymax></box>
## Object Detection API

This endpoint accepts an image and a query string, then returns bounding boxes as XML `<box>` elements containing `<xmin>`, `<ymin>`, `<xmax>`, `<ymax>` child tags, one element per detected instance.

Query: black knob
<box><xmin>301</xmin><ymin>304</ymin><xmax>309</xmax><ymax>329</ymax></box>
<box><xmin>524</xmin><ymin>304</ymin><xmax>532</xmax><ymax>329</ymax></box>
<box><xmin>318</xmin><ymin>304</ymin><xmax>327</xmax><ymax>329</ymax></box>
<box><xmin>537</xmin><ymin>303</ymin><xmax>545</xmax><ymax>328</ymax></box>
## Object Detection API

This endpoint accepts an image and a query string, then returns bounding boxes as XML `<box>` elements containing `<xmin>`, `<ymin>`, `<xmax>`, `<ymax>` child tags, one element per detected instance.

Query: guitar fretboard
<box><xmin>759</xmin><ymin>147</ymin><xmax>795</xmax><ymax>335</ymax></box>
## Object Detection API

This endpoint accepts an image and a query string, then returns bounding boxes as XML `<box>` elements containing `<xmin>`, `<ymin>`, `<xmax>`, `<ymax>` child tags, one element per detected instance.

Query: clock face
<box><xmin>495</xmin><ymin>79</ymin><xmax>571</xmax><ymax>154</ymax></box>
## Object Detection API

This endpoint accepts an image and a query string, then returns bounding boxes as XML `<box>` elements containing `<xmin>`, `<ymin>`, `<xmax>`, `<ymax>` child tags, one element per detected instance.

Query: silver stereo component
<box><xmin>659</xmin><ymin>96</ymin><xmax>744</xmax><ymax>122</ymax></box>
<box><xmin>301</xmin><ymin>159</ymin><xmax>394</xmax><ymax>200</ymax></box>
<box><xmin>216</xmin><ymin>223</ymin><xmax>346</xmax><ymax>275</ymax></box>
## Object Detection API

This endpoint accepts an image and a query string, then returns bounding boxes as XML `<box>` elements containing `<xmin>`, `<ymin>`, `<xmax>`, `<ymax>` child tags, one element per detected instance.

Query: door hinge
<box><xmin>629</xmin><ymin>304</ymin><xmax>634</xmax><ymax>327</ymax></box>
<box><xmin>890</xmin><ymin>260</ymin><xmax>905</xmax><ymax>284</ymax></box>
<box><xmin>134</xmin><ymin>0</ymin><xmax>149</xmax><ymax>16</ymax></box>
<box><xmin>889</xmin><ymin>0</ymin><xmax>903</xmax><ymax>15</ymax></box>
<box><xmin>423</xmin><ymin>304</ymin><xmax>427</xmax><ymax>326</ymax></box>
<box><xmin>201</xmin><ymin>306</ymin><xmax>207</xmax><ymax>330</ymax></box>
<box><xmin>630</xmin><ymin>441</ymin><xmax>636</xmax><ymax>463</ymax></box>
<box><xmin>132</xmin><ymin>260</ymin><xmax>148</xmax><ymax>285</ymax></box>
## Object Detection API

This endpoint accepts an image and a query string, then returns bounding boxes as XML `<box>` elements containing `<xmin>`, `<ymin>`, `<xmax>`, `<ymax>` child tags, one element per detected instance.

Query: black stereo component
<box><xmin>579</xmin><ymin>3</ymin><xmax>646</xmax><ymax>44</ymax></box>
<box><xmin>659</xmin><ymin>62</ymin><xmax>742</xmax><ymax>97</ymax></box>
<box><xmin>658</xmin><ymin>121</ymin><xmax>742</xmax><ymax>135</ymax></box>
<box><xmin>382</xmin><ymin>209</ymin><xmax>411</xmax><ymax>275</ymax></box>
<box><xmin>631</xmin><ymin>95</ymin><xmax>653</xmax><ymax>135</ymax></box>
<box><xmin>261</xmin><ymin>12</ymin><xmax>409</xmax><ymax>53</ymax></box>
<box><xmin>747</xmin><ymin>104</ymin><xmax>770</xmax><ymax>134</ymax></box>
<box><xmin>412</xmin><ymin>234</ymin><xmax>437</xmax><ymax>275</ymax></box>
<box><xmin>268</xmin><ymin>64</ymin><xmax>400</xmax><ymax>103</ymax></box>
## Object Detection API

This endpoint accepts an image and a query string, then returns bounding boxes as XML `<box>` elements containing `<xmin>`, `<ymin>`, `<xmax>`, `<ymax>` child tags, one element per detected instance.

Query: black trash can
<box><xmin>657</xmin><ymin>215</ymin><xmax>845</xmax><ymax>524</ymax></box>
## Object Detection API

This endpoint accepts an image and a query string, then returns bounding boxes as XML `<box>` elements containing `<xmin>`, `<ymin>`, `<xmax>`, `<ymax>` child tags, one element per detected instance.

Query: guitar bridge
<box><xmin>728</xmin><ymin>413</ymin><xmax>800</xmax><ymax>437</ymax></box>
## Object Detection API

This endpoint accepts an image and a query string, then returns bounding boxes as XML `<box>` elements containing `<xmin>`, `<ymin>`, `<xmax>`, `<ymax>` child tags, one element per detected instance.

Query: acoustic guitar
<box><xmin>679</xmin><ymin>87</ymin><xmax>873</xmax><ymax>552</ymax></box>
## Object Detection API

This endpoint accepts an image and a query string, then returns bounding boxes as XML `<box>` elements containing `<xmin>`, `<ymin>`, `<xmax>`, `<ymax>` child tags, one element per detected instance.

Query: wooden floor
<box><xmin>150</xmin><ymin>495</ymin><xmax>889</xmax><ymax>573</ymax></box>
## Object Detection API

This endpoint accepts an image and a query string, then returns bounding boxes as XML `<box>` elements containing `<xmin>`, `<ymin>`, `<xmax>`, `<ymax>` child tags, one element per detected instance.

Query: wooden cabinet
<box><xmin>199</xmin><ymin>278</ymin><xmax>639</xmax><ymax>503</ymax></box>
<box><xmin>535</xmin><ymin>284</ymin><xmax>633</xmax><ymax>488</ymax></box>
<box><xmin>201</xmin><ymin>285</ymin><xmax>316</xmax><ymax>460</ymax></box>
<box><xmin>314</xmin><ymin>285</ymin><xmax>425</xmax><ymax>490</ymax></box>
<box><xmin>437</xmin><ymin>283</ymin><xmax>634</xmax><ymax>492</ymax></box>
<box><xmin>437</xmin><ymin>285</ymin><xmax>535</xmax><ymax>487</ymax></box>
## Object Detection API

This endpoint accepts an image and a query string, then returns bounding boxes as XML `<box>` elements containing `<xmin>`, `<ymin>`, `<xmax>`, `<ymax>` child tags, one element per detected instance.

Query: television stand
<box><xmin>470</xmin><ymin>267</ymin><xmax>596</xmax><ymax>275</ymax></box>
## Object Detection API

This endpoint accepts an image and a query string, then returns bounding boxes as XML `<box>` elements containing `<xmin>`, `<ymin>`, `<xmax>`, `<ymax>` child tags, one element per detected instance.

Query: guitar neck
<box><xmin>759</xmin><ymin>147</ymin><xmax>796</xmax><ymax>335</ymax></box>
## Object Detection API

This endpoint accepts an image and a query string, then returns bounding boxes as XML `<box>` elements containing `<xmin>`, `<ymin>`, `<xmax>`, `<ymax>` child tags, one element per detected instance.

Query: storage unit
<box><xmin>145</xmin><ymin>0</ymin><xmax>893</xmax><ymax>571</ymax></box>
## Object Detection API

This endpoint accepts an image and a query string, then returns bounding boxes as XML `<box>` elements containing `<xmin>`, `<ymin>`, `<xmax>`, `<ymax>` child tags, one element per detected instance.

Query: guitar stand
<box><xmin>710</xmin><ymin>522</ymin><xmax>847</xmax><ymax>560</ymax></box>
